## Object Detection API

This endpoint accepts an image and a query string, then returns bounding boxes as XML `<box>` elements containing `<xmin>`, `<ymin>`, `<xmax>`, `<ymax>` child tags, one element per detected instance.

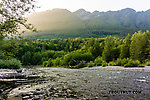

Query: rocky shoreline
<box><xmin>0</xmin><ymin>66</ymin><xmax>150</xmax><ymax>100</ymax></box>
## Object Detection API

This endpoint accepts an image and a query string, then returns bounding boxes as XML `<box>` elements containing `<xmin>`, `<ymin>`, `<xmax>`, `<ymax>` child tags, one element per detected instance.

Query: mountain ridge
<box><xmin>25</xmin><ymin>8</ymin><xmax>150</xmax><ymax>39</ymax></box>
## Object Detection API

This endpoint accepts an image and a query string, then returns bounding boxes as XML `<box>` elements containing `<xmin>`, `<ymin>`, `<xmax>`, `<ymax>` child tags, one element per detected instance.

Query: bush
<box><xmin>78</xmin><ymin>62</ymin><xmax>87</xmax><ymax>68</ymax></box>
<box><xmin>124</xmin><ymin>59</ymin><xmax>140</xmax><ymax>67</ymax></box>
<box><xmin>115</xmin><ymin>58</ymin><xmax>129</xmax><ymax>66</ymax></box>
<box><xmin>82</xmin><ymin>52</ymin><xmax>93</xmax><ymax>61</ymax></box>
<box><xmin>121</xmin><ymin>58</ymin><xmax>129</xmax><ymax>66</ymax></box>
<box><xmin>0</xmin><ymin>59</ymin><xmax>21</xmax><ymax>69</ymax></box>
<box><xmin>88</xmin><ymin>61</ymin><xmax>95</xmax><ymax>67</ymax></box>
<box><xmin>108</xmin><ymin>61</ymin><xmax>116</xmax><ymax>66</ymax></box>
<box><xmin>145</xmin><ymin>61</ymin><xmax>150</xmax><ymax>66</ymax></box>
<box><xmin>42</xmin><ymin>50</ymin><xmax>66</xmax><ymax>59</ymax></box>
<box><xmin>94</xmin><ymin>56</ymin><xmax>103</xmax><ymax>66</ymax></box>
<box><xmin>115</xmin><ymin>58</ymin><xmax>122</xmax><ymax>66</ymax></box>
<box><xmin>42</xmin><ymin>61</ymin><xmax>48</xmax><ymax>67</ymax></box>
<box><xmin>53</xmin><ymin>58</ymin><xmax>62</xmax><ymax>67</ymax></box>
<box><xmin>102</xmin><ymin>61</ymin><xmax>108</xmax><ymax>67</ymax></box>
<box><xmin>46</xmin><ymin>58</ymin><xmax>53</xmax><ymax>67</ymax></box>
<box><xmin>62</xmin><ymin>52</ymin><xmax>93</xmax><ymax>66</ymax></box>
<box><xmin>62</xmin><ymin>54</ymin><xmax>75</xmax><ymax>66</ymax></box>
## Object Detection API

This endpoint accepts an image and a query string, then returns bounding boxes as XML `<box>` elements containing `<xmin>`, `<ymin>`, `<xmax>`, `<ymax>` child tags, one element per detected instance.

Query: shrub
<box><xmin>42</xmin><ymin>50</ymin><xmax>55</xmax><ymax>59</ymax></box>
<box><xmin>121</xmin><ymin>58</ymin><xmax>129</xmax><ymax>66</ymax></box>
<box><xmin>42</xmin><ymin>61</ymin><xmax>48</xmax><ymax>67</ymax></box>
<box><xmin>62</xmin><ymin>54</ymin><xmax>75</xmax><ymax>66</ymax></box>
<box><xmin>145</xmin><ymin>61</ymin><xmax>150</xmax><ymax>66</ymax></box>
<box><xmin>102</xmin><ymin>61</ymin><xmax>108</xmax><ymax>67</ymax></box>
<box><xmin>94</xmin><ymin>56</ymin><xmax>103</xmax><ymax>66</ymax></box>
<box><xmin>124</xmin><ymin>59</ymin><xmax>140</xmax><ymax>67</ymax></box>
<box><xmin>108</xmin><ymin>61</ymin><xmax>116</xmax><ymax>66</ymax></box>
<box><xmin>53</xmin><ymin>58</ymin><xmax>61</xmax><ymax>67</ymax></box>
<box><xmin>115</xmin><ymin>58</ymin><xmax>122</xmax><ymax>66</ymax></box>
<box><xmin>0</xmin><ymin>59</ymin><xmax>21</xmax><ymax>69</ymax></box>
<box><xmin>42</xmin><ymin>50</ymin><xmax>66</xmax><ymax>59</ymax></box>
<box><xmin>46</xmin><ymin>58</ymin><xmax>53</xmax><ymax>67</ymax></box>
<box><xmin>62</xmin><ymin>52</ymin><xmax>93</xmax><ymax>66</ymax></box>
<box><xmin>82</xmin><ymin>52</ymin><xmax>93</xmax><ymax>61</ymax></box>
<box><xmin>78</xmin><ymin>62</ymin><xmax>87</xmax><ymax>68</ymax></box>
<box><xmin>42</xmin><ymin>57</ymin><xmax>49</xmax><ymax>62</ymax></box>
<box><xmin>88</xmin><ymin>61</ymin><xmax>95</xmax><ymax>67</ymax></box>
<box><xmin>115</xmin><ymin>58</ymin><xmax>129</xmax><ymax>66</ymax></box>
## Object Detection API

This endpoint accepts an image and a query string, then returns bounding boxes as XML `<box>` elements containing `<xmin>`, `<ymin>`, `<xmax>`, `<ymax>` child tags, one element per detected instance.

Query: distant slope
<box><xmin>25</xmin><ymin>8</ymin><xmax>150</xmax><ymax>39</ymax></box>
<box><xmin>27</xmin><ymin>9</ymin><xmax>86</xmax><ymax>33</ymax></box>
<box><xmin>74</xmin><ymin>8</ymin><xmax>150</xmax><ymax>33</ymax></box>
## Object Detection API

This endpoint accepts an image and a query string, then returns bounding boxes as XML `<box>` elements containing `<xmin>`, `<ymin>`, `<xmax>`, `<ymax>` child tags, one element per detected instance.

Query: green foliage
<box><xmin>108</xmin><ymin>61</ymin><xmax>116</xmax><ymax>66</ymax></box>
<box><xmin>120</xmin><ymin>34</ymin><xmax>131</xmax><ymax>58</ymax></box>
<box><xmin>130</xmin><ymin>31</ymin><xmax>150</xmax><ymax>62</ymax></box>
<box><xmin>146</xmin><ymin>61</ymin><xmax>150</xmax><ymax>66</ymax></box>
<box><xmin>89</xmin><ymin>40</ymin><xmax>102</xmax><ymax>57</ymax></box>
<box><xmin>62</xmin><ymin>52</ymin><xmax>93</xmax><ymax>66</ymax></box>
<box><xmin>115</xmin><ymin>58</ymin><xmax>122</xmax><ymax>66</ymax></box>
<box><xmin>42</xmin><ymin>50</ymin><xmax>66</xmax><ymax>59</ymax></box>
<box><xmin>88</xmin><ymin>61</ymin><xmax>95</xmax><ymax>67</ymax></box>
<box><xmin>1</xmin><ymin>32</ymin><xmax>150</xmax><ymax>68</ymax></box>
<box><xmin>114</xmin><ymin>58</ymin><xmax>129</xmax><ymax>66</ymax></box>
<box><xmin>120</xmin><ymin>58</ymin><xmax>129</xmax><ymax>66</ymax></box>
<box><xmin>102</xmin><ymin>61</ymin><xmax>108</xmax><ymax>67</ymax></box>
<box><xmin>124</xmin><ymin>59</ymin><xmax>140</xmax><ymax>67</ymax></box>
<box><xmin>53</xmin><ymin>58</ymin><xmax>62</xmax><ymax>67</ymax></box>
<box><xmin>42</xmin><ymin>61</ymin><xmax>48</xmax><ymax>67</ymax></box>
<box><xmin>32</xmin><ymin>52</ymin><xmax>42</xmax><ymax>65</ymax></box>
<box><xmin>108</xmin><ymin>58</ymin><xmax>140</xmax><ymax>67</ymax></box>
<box><xmin>78</xmin><ymin>62</ymin><xmax>87</xmax><ymax>68</ymax></box>
<box><xmin>45</xmin><ymin>58</ymin><xmax>53</xmax><ymax>67</ymax></box>
<box><xmin>102</xmin><ymin>36</ymin><xmax>115</xmax><ymax>62</ymax></box>
<box><xmin>0</xmin><ymin>59</ymin><xmax>21</xmax><ymax>69</ymax></box>
<box><xmin>22</xmin><ymin>51</ymin><xmax>32</xmax><ymax>65</ymax></box>
<box><xmin>94</xmin><ymin>56</ymin><xmax>103</xmax><ymax>66</ymax></box>
<box><xmin>0</xmin><ymin>0</ymin><xmax>36</xmax><ymax>39</ymax></box>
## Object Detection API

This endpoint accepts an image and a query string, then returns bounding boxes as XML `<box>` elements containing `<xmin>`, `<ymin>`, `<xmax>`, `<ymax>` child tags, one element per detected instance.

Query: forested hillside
<box><xmin>1</xmin><ymin>31</ymin><xmax>150</xmax><ymax>68</ymax></box>
<box><xmin>24</xmin><ymin>8</ymin><xmax>150</xmax><ymax>39</ymax></box>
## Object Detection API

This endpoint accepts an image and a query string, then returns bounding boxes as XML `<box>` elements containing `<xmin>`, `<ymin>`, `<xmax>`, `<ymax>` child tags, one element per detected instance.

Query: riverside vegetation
<box><xmin>1</xmin><ymin>30</ymin><xmax>150</xmax><ymax>69</ymax></box>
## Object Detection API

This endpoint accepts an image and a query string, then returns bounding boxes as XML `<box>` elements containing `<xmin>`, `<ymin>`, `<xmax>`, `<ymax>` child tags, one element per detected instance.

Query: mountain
<box><xmin>25</xmin><ymin>8</ymin><xmax>150</xmax><ymax>39</ymax></box>
<box><xmin>27</xmin><ymin>9</ymin><xmax>85</xmax><ymax>32</ymax></box>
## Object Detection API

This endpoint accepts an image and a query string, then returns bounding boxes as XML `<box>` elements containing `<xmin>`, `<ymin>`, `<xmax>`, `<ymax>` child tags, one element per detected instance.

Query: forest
<box><xmin>1</xmin><ymin>30</ymin><xmax>150</xmax><ymax>69</ymax></box>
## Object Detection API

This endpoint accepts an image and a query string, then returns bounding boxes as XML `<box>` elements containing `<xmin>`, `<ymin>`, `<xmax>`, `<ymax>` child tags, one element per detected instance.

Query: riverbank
<box><xmin>0</xmin><ymin>66</ymin><xmax>150</xmax><ymax>100</ymax></box>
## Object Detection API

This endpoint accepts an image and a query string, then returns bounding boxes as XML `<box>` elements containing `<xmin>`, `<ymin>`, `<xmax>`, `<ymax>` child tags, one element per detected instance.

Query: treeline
<box><xmin>1</xmin><ymin>30</ymin><xmax>150</xmax><ymax>69</ymax></box>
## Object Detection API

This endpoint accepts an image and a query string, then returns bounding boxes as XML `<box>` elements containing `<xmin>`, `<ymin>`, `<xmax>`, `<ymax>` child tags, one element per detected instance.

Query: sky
<box><xmin>35</xmin><ymin>0</ymin><xmax>150</xmax><ymax>12</ymax></box>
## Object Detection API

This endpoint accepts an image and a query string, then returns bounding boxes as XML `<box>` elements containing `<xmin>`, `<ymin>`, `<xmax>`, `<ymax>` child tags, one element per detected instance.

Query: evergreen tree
<box><xmin>130</xmin><ymin>31</ymin><xmax>150</xmax><ymax>62</ymax></box>
<box><xmin>22</xmin><ymin>51</ymin><xmax>32</xmax><ymax>65</ymax></box>
<box><xmin>102</xmin><ymin>36</ymin><xmax>114</xmax><ymax>62</ymax></box>
<box><xmin>89</xmin><ymin>40</ymin><xmax>102</xmax><ymax>58</ymax></box>
<box><xmin>120</xmin><ymin>34</ymin><xmax>131</xmax><ymax>58</ymax></box>
<box><xmin>32</xmin><ymin>52</ymin><xmax>42</xmax><ymax>65</ymax></box>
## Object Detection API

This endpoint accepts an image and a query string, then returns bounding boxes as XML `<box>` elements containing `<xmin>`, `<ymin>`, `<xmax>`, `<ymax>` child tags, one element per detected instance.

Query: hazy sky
<box><xmin>35</xmin><ymin>0</ymin><xmax>150</xmax><ymax>12</ymax></box>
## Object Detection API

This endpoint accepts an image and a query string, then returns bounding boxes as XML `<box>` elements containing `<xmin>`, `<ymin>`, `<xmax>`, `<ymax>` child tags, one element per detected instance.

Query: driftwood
<box><xmin>0</xmin><ymin>72</ymin><xmax>25</xmax><ymax>79</ymax></box>
<box><xmin>0</xmin><ymin>69</ymin><xmax>35</xmax><ymax>83</ymax></box>
<box><xmin>0</xmin><ymin>79</ymin><xmax>27</xmax><ymax>82</ymax></box>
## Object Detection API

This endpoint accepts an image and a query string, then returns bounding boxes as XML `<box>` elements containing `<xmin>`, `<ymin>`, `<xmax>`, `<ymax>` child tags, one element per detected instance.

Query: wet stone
<box><xmin>22</xmin><ymin>96</ymin><xmax>30</xmax><ymax>100</ymax></box>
